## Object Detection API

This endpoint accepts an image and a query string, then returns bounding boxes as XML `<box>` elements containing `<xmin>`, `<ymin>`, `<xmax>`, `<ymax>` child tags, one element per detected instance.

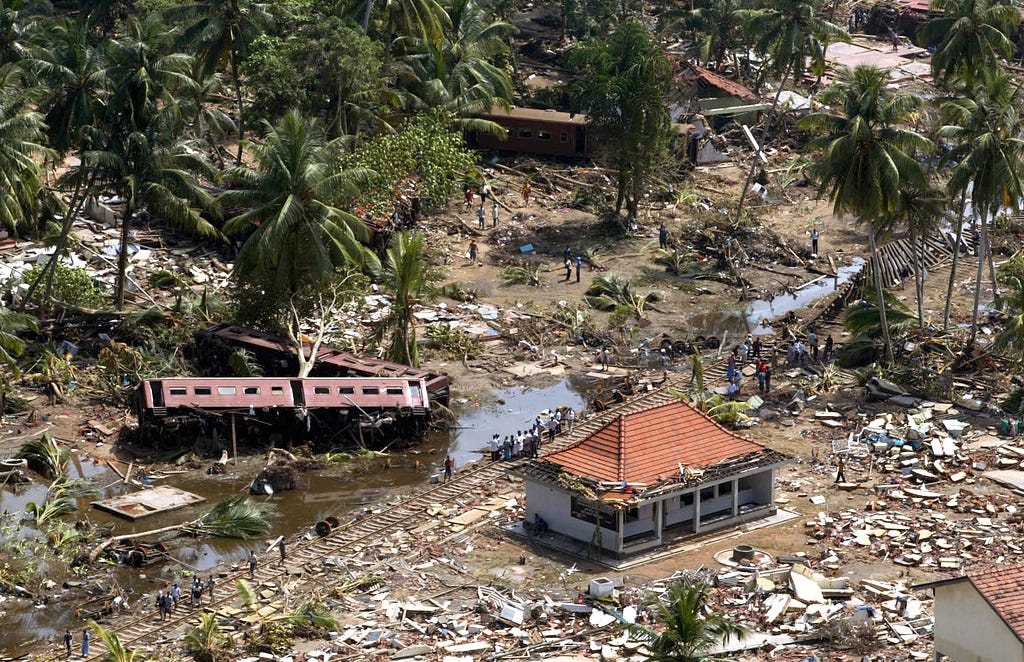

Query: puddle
<box><xmin>0</xmin><ymin>376</ymin><xmax>592</xmax><ymax>655</ymax></box>
<box><xmin>684</xmin><ymin>258</ymin><xmax>866</xmax><ymax>339</ymax></box>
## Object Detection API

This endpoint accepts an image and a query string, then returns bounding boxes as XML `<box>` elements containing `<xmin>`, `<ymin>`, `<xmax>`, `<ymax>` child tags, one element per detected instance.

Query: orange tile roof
<box><xmin>542</xmin><ymin>400</ymin><xmax>768</xmax><ymax>485</ymax></box>
<box><xmin>966</xmin><ymin>564</ymin><xmax>1024</xmax><ymax>641</ymax></box>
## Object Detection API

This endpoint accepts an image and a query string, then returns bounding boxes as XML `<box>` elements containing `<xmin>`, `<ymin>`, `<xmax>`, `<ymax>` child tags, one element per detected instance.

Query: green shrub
<box><xmin>23</xmin><ymin>264</ymin><xmax>105</xmax><ymax>308</ymax></box>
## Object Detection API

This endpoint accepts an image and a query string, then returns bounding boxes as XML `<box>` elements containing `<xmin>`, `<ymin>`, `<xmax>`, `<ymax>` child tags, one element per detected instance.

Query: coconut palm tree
<box><xmin>938</xmin><ymin>71</ymin><xmax>1024</xmax><ymax>347</ymax></box>
<box><xmin>629</xmin><ymin>583</ymin><xmax>747</xmax><ymax>662</ymax></box>
<box><xmin>734</xmin><ymin>0</ymin><xmax>847</xmax><ymax>220</ymax></box>
<box><xmin>895</xmin><ymin>185</ymin><xmax>946</xmax><ymax>327</ymax></box>
<box><xmin>359</xmin><ymin>0</ymin><xmax>450</xmax><ymax>65</ymax></box>
<box><xmin>23</xmin><ymin>17</ymin><xmax>108</xmax><ymax>311</ymax></box>
<box><xmin>918</xmin><ymin>0</ymin><xmax>1019</xmax><ymax>85</ymax></box>
<box><xmin>0</xmin><ymin>63</ymin><xmax>51</xmax><ymax>234</ymax></box>
<box><xmin>220</xmin><ymin>110</ymin><xmax>377</xmax><ymax>302</ymax></box>
<box><xmin>401</xmin><ymin>0</ymin><xmax>514</xmax><ymax>133</ymax></box>
<box><xmin>661</xmin><ymin>0</ymin><xmax>747</xmax><ymax>71</ymax></box>
<box><xmin>0</xmin><ymin>305</ymin><xmax>36</xmax><ymax>371</ymax></box>
<box><xmin>185</xmin><ymin>612</ymin><xmax>231</xmax><ymax>662</ymax></box>
<box><xmin>799</xmin><ymin>65</ymin><xmax>932</xmax><ymax>363</ymax></box>
<box><xmin>178</xmin><ymin>72</ymin><xmax>237</xmax><ymax>164</ymax></box>
<box><xmin>585</xmin><ymin>273</ymin><xmax>662</xmax><ymax>321</ymax></box>
<box><xmin>167</xmin><ymin>0</ymin><xmax>271</xmax><ymax>163</ymax></box>
<box><xmin>372</xmin><ymin>231</ymin><xmax>440</xmax><ymax>367</ymax></box>
<box><xmin>0</xmin><ymin>0</ymin><xmax>47</xmax><ymax>66</ymax></box>
<box><xmin>992</xmin><ymin>256</ymin><xmax>1024</xmax><ymax>357</ymax></box>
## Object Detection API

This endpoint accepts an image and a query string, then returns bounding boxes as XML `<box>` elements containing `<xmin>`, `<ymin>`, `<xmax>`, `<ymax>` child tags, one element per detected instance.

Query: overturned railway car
<box><xmin>137</xmin><ymin>377</ymin><xmax>431</xmax><ymax>448</ymax></box>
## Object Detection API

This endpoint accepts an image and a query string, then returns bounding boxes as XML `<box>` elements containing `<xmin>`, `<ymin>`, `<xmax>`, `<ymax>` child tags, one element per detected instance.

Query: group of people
<box><xmin>784</xmin><ymin>331</ymin><xmax>834</xmax><ymax>366</ymax></box>
<box><xmin>725</xmin><ymin>335</ymin><xmax>773</xmax><ymax>400</ymax></box>
<box><xmin>63</xmin><ymin>628</ymin><xmax>88</xmax><ymax>658</ymax></box>
<box><xmin>488</xmin><ymin>408</ymin><xmax>574</xmax><ymax>462</ymax></box>
<box><xmin>562</xmin><ymin>247</ymin><xmax>584</xmax><ymax>283</ymax></box>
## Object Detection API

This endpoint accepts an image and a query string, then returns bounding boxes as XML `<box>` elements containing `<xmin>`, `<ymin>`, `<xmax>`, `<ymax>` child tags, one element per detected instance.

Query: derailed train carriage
<box><xmin>136</xmin><ymin>376</ymin><xmax>431</xmax><ymax>448</ymax></box>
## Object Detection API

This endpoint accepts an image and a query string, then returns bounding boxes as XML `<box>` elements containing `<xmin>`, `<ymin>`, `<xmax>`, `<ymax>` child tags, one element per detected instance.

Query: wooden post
<box><xmin>231</xmin><ymin>414</ymin><xmax>238</xmax><ymax>465</ymax></box>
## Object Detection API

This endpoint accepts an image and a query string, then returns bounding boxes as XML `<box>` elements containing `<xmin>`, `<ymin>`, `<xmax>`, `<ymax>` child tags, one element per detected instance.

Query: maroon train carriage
<box><xmin>136</xmin><ymin>377</ymin><xmax>432</xmax><ymax>448</ymax></box>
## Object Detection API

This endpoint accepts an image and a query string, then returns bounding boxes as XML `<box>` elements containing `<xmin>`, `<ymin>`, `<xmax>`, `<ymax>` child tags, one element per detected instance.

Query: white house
<box><xmin>517</xmin><ymin>399</ymin><xmax>790</xmax><ymax>558</ymax></box>
<box><xmin>918</xmin><ymin>564</ymin><xmax>1024</xmax><ymax>662</ymax></box>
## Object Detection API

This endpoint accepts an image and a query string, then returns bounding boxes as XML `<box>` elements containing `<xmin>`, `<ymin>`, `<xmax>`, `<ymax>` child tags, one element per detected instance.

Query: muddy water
<box><xmin>0</xmin><ymin>378</ymin><xmax>590</xmax><ymax>655</ymax></box>
<box><xmin>684</xmin><ymin>258</ymin><xmax>865</xmax><ymax>340</ymax></box>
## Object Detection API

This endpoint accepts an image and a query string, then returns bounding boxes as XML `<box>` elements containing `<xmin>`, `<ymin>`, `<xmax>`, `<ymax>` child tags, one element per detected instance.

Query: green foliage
<box><xmin>585</xmin><ymin>273</ymin><xmax>661</xmax><ymax>321</ymax></box>
<box><xmin>654</xmin><ymin>249</ymin><xmax>694</xmax><ymax>275</ymax></box>
<box><xmin>228</xmin><ymin>348</ymin><xmax>263</xmax><ymax>377</ymax></box>
<box><xmin>569</xmin><ymin>19</ymin><xmax>674</xmax><ymax>223</ymax></box>
<box><xmin>372</xmin><ymin>231</ymin><xmax>443</xmax><ymax>367</ymax></box>
<box><xmin>244</xmin><ymin>19</ymin><xmax>385</xmax><ymax>137</ymax></box>
<box><xmin>499</xmin><ymin>261</ymin><xmax>546</xmax><ymax>286</ymax></box>
<box><xmin>23</xmin><ymin>263</ymin><xmax>105</xmax><ymax>308</ymax></box>
<box><xmin>426</xmin><ymin>323</ymin><xmax>481</xmax><ymax>358</ymax></box>
<box><xmin>844</xmin><ymin>291</ymin><xmax>916</xmax><ymax>339</ymax></box>
<box><xmin>185</xmin><ymin>612</ymin><xmax>233</xmax><ymax>662</ymax></box>
<box><xmin>0</xmin><ymin>305</ymin><xmax>36</xmax><ymax>371</ymax></box>
<box><xmin>16</xmin><ymin>434</ymin><xmax>69</xmax><ymax>480</ymax></box>
<box><xmin>342</xmin><ymin>109</ymin><xmax>478</xmax><ymax>218</ymax></box>
<box><xmin>993</xmin><ymin>255</ymin><xmax>1024</xmax><ymax>356</ymax></box>
<box><xmin>628</xmin><ymin>583</ymin><xmax>747</xmax><ymax>662</ymax></box>
<box><xmin>186</xmin><ymin>496</ymin><xmax>275</xmax><ymax>539</ymax></box>
<box><xmin>26</xmin><ymin>496</ymin><xmax>76</xmax><ymax>525</ymax></box>
<box><xmin>90</xmin><ymin>621</ymin><xmax>142</xmax><ymax>662</ymax></box>
<box><xmin>919</xmin><ymin>0</ymin><xmax>1020</xmax><ymax>84</ymax></box>
<box><xmin>0</xmin><ymin>65</ymin><xmax>54</xmax><ymax>233</ymax></box>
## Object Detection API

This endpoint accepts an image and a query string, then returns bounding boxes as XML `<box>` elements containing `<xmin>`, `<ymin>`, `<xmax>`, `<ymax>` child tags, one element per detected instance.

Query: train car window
<box><xmin>217</xmin><ymin>386</ymin><xmax>237</xmax><ymax>395</ymax></box>
<box><xmin>362</xmin><ymin>386</ymin><xmax>380</xmax><ymax>395</ymax></box>
<box><xmin>386</xmin><ymin>387</ymin><xmax>404</xmax><ymax>395</ymax></box>
<box><xmin>537</xmin><ymin>130</ymin><xmax>552</xmax><ymax>141</ymax></box>
<box><xmin>517</xmin><ymin>129</ymin><xmax>532</xmax><ymax>139</ymax></box>
<box><xmin>169</xmin><ymin>387</ymin><xmax>187</xmax><ymax>395</ymax></box>
<box><xmin>339</xmin><ymin>387</ymin><xmax>355</xmax><ymax>394</ymax></box>
<box><xmin>243</xmin><ymin>387</ymin><xmax>261</xmax><ymax>395</ymax></box>
<box><xmin>313</xmin><ymin>386</ymin><xmax>330</xmax><ymax>395</ymax></box>
<box><xmin>271</xmin><ymin>386</ymin><xmax>284</xmax><ymax>394</ymax></box>
<box><xmin>194</xmin><ymin>387</ymin><xmax>212</xmax><ymax>395</ymax></box>
<box><xmin>560</xmin><ymin>132</ymin><xmax>568</xmax><ymax>142</ymax></box>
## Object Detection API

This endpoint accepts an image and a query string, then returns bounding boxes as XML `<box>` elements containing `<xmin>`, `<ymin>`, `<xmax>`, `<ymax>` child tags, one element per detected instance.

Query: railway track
<box><xmin>47</xmin><ymin>380</ymin><xmax>686</xmax><ymax>661</ymax></box>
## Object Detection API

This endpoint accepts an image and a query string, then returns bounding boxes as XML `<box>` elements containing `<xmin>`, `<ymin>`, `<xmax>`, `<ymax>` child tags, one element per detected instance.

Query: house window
<box><xmin>217</xmin><ymin>386</ymin><xmax>236</xmax><ymax>395</ymax></box>
<box><xmin>194</xmin><ymin>387</ymin><xmax>212</xmax><ymax>396</ymax></box>
<box><xmin>719</xmin><ymin>482</ymin><xmax>733</xmax><ymax>496</ymax></box>
<box><xmin>362</xmin><ymin>386</ymin><xmax>380</xmax><ymax>395</ymax></box>
<box><xmin>560</xmin><ymin>132</ymin><xmax>569</xmax><ymax>143</ymax></box>
<box><xmin>313</xmin><ymin>386</ymin><xmax>330</xmax><ymax>395</ymax></box>
<box><xmin>680</xmin><ymin>492</ymin><xmax>694</xmax><ymax>506</ymax></box>
<box><xmin>625</xmin><ymin>507</ymin><xmax>640</xmax><ymax>522</ymax></box>
<box><xmin>271</xmin><ymin>386</ymin><xmax>284</xmax><ymax>394</ymax></box>
<box><xmin>169</xmin><ymin>387</ymin><xmax>187</xmax><ymax>396</ymax></box>
<box><xmin>386</xmin><ymin>387</ymin><xmax>404</xmax><ymax>395</ymax></box>
<box><xmin>517</xmin><ymin>128</ymin><xmax>533</xmax><ymax>139</ymax></box>
<box><xmin>537</xmin><ymin>130</ymin><xmax>552</xmax><ymax>141</ymax></box>
<box><xmin>339</xmin><ymin>386</ymin><xmax>355</xmax><ymax>394</ymax></box>
<box><xmin>700</xmin><ymin>486</ymin><xmax>715</xmax><ymax>501</ymax></box>
<box><xmin>243</xmin><ymin>386</ymin><xmax>260</xmax><ymax>395</ymax></box>
<box><xmin>570</xmin><ymin>495</ymin><xmax>619</xmax><ymax>531</ymax></box>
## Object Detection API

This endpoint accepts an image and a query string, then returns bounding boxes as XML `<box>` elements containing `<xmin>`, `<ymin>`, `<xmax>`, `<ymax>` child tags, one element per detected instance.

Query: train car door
<box><xmin>149</xmin><ymin>381</ymin><xmax>164</xmax><ymax>407</ymax></box>
<box><xmin>574</xmin><ymin>126</ymin><xmax>586</xmax><ymax>155</ymax></box>
<box><xmin>290</xmin><ymin>380</ymin><xmax>305</xmax><ymax>406</ymax></box>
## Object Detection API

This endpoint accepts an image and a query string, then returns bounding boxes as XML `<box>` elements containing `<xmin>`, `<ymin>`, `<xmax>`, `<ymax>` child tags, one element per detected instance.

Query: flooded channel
<box><xmin>684</xmin><ymin>258</ymin><xmax>865</xmax><ymax>339</ymax></box>
<box><xmin>0</xmin><ymin>378</ymin><xmax>590</xmax><ymax>655</ymax></box>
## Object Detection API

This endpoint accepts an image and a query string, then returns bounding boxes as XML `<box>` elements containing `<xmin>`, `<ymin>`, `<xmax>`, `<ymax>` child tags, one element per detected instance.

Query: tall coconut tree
<box><xmin>0</xmin><ymin>63</ymin><xmax>52</xmax><ymax>234</ymax></box>
<box><xmin>167</xmin><ymin>0</ymin><xmax>271</xmax><ymax>163</ymax></box>
<box><xmin>734</xmin><ymin>0</ymin><xmax>848</xmax><ymax>220</ymax></box>
<box><xmin>937</xmin><ymin>70</ymin><xmax>1024</xmax><ymax>347</ymax></box>
<box><xmin>661</xmin><ymin>0</ymin><xmax>747</xmax><ymax>71</ymax></box>
<box><xmin>799</xmin><ymin>65</ymin><xmax>932</xmax><ymax>363</ymax></box>
<box><xmin>894</xmin><ymin>185</ymin><xmax>946</xmax><ymax>327</ymax></box>
<box><xmin>401</xmin><ymin>0</ymin><xmax>515</xmax><ymax>133</ymax></box>
<box><xmin>918</xmin><ymin>0</ymin><xmax>1019</xmax><ymax>86</ymax></box>
<box><xmin>220</xmin><ymin>110</ymin><xmax>378</xmax><ymax>302</ymax></box>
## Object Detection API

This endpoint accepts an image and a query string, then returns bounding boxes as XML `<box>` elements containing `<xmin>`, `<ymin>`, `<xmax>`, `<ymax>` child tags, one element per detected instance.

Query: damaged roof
<box><xmin>682</xmin><ymin>63</ymin><xmax>757</xmax><ymax>101</ymax></box>
<box><xmin>529</xmin><ymin>400</ymin><xmax>785</xmax><ymax>488</ymax></box>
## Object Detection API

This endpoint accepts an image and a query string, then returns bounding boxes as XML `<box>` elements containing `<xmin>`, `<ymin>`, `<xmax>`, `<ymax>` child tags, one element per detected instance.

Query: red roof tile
<box><xmin>686</xmin><ymin>64</ymin><xmax>757</xmax><ymax>101</ymax></box>
<box><xmin>966</xmin><ymin>564</ymin><xmax>1024</xmax><ymax>641</ymax></box>
<box><xmin>542</xmin><ymin>400</ymin><xmax>767</xmax><ymax>485</ymax></box>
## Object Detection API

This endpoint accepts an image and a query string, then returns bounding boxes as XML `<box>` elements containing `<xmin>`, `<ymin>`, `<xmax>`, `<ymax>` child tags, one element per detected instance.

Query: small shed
<box><xmin>917</xmin><ymin>564</ymin><xmax>1024</xmax><ymax>662</ymax></box>
<box><xmin>673</xmin><ymin>64</ymin><xmax>768</xmax><ymax>130</ymax></box>
<box><xmin>517</xmin><ymin>399</ymin><xmax>790</xmax><ymax>558</ymax></box>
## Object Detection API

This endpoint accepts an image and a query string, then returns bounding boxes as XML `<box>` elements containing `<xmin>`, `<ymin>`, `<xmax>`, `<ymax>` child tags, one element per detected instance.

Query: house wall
<box><xmin>933</xmin><ymin>582</ymin><xmax>1024</xmax><ymax>662</ymax></box>
<box><xmin>524</xmin><ymin>478</ymin><xmax>619</xmax><ymax>552</ymax></box>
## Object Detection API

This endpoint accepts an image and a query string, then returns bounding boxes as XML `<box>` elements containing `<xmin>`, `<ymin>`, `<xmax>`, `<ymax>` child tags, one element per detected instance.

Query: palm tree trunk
<box><xmin>868</xmin><ymin>230</ymin><xmax>894</xmax><ymax>363</ymax></box>
<box><xmin>915</xmin><ymin>232</ymin><xmax>925</xmax><ymax>327</ymax></box>
<box><xmin>987</xmin><ymin>228</ymin><xmax>998</xmax><ymax>297</ymax></box>
<box><xmin>736</xmin><ymin>64</ymin><xmax>791</xmax><ymax>223</ymax></box>
<box><xmin>361</xmin><ymin>0</ymin><xmax>373</xmax><ymax>32</ymax></box>
<box><xmin>114</xmin><ymin>201</ymin><xmax>133</xmax><ymax>310</ymax></box>
<box><xmin>968</xmin><ymin>216</ymin><xmax>986</xmax><ymax>348</ymax></box>
<box><xmin>230</xmin><ymin>51</ymin><xmax>245</xmax><ymax>165</ymax></box>
<box><xmin>943</xmin><ymin>191</ymin><xmax>967</xmax><ymax>329</ymax></box>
